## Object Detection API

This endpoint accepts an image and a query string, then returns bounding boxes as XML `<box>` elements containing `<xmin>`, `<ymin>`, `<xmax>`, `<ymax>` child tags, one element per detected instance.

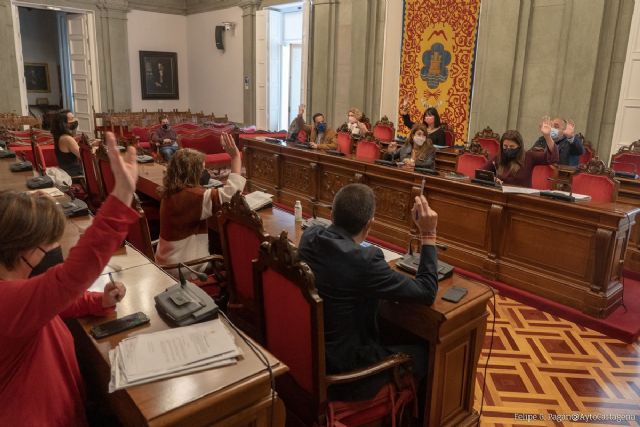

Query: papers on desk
<box><xmin>109</xmin><ymin>319</ymin><xmax>240</xmax><ymax>392</ymax></box>
<box><xmin>244</xmin><ymin>191</ymin><xmax>273</xmax><ymax>211</ymax></box>
<box><xmin>360</xmin><ymin>241</ymin><xmax>403</xmax><ymax>263</ymax></box>
<box><xmin>28</xmin><ymin>187</ymin><xmax>64</xmax><ymax>197</ymax></box>
<box><xmin>501</xmin><ymin>186</ymin><xmax>540</xmax><ymax>195</ymax></box>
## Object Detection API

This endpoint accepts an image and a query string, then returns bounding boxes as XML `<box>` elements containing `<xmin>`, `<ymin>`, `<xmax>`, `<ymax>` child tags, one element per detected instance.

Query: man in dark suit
<box><xmin>298</xmin><ymin>184</ymin><xmax>438</xmax><ymax>411</ymax></box>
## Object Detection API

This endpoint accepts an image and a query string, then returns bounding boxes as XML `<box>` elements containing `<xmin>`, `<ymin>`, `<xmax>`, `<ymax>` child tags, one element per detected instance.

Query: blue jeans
<box><xmin>159</xmin><ymin>145</ymin><xmax>178</xmax><ymax>161</ymax></box>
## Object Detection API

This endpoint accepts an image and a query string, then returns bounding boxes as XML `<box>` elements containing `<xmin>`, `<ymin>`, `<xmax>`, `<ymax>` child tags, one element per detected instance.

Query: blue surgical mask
<box><xmin>550</xmin><ymin>127</ymin><xmax>559</xmax><ymax>140</ymax></box>
<box><xmin>502</xmin><ymin>147</ymin><xmax>520</xmax><ymax>159</ymax></box>
<box><xmin>316</xmin><ymin>122</ymin><xmax>327</xmax><ymax>133</ymax></box>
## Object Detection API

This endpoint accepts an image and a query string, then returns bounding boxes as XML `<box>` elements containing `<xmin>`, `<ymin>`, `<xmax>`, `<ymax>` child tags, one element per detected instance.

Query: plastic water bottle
<box><xmin>294</xmin><ymin>200</ymin><xmax>303</xmax><ymax>222</ymax></box>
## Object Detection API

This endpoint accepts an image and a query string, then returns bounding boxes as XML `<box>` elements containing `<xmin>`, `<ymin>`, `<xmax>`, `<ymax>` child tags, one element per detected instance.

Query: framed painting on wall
<box><xmin>24</xmin><ymin>63</ymin><xmax>50</xmax><ymax>92</ymax></box>
<box><xmin>139</xmin><ymin>51</ymin><xmax>179</xmax><ymax>100</ymax></box>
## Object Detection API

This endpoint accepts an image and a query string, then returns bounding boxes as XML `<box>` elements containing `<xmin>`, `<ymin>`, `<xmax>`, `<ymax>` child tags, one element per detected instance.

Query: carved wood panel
<box><xmin>280</xmin><ymin>161</ymin><xmax>312</xmax><ymax>193</ymax></box>
<box><xmin>319</xmin><ymin>170</ymin><xmax>356</xmax><ymax>202</ymax></box>
<box><xmin>251</xmin><ymin>151</ymin><xmax>277</xmax><ymax>183</ymax></box>
<box><xmin>369</xmin><ymin>183</ymin><xmax>411</xmax><ymax>221</ymax></box>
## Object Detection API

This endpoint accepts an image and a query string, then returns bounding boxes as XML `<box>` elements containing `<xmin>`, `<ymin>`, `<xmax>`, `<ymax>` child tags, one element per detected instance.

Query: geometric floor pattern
<box><xmin>473</xmin><ymin>294</ymin><xmax>640</xmax><ymax>426</ymax></box>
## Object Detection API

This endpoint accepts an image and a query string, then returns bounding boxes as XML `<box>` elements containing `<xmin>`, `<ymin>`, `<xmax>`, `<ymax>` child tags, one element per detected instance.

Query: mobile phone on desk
<box><xmin>441</xmin><ymin>285</ymin><xmax>468</xmax><ymax>303</ymax></box>
<box><xmin>90</xmin><ymin>312</ymin><xmax>150</xmax><ymax>339</ymax></box>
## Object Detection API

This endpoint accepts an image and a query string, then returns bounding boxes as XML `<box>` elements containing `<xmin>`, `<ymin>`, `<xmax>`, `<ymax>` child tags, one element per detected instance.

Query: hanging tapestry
<box><xmin>398</xmin><ymin>0</ymin><xmax>481</xmax><ymax>143</ymax></box>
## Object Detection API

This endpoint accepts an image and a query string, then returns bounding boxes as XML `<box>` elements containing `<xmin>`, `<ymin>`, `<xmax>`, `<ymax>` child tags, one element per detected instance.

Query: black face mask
<box><xmin>23</xmin><ymin>246</ymin><xmax>64</xmax><ymax>277</ymax></box>
<box><xmin>502</xmin><ymin>147</ymin><xmax>520</xmax><ymax>160</ymax></box>
<box><xmin>162</xmin><ymin>124</ymin><xmax>169</xmax><ymax>130</ymax></box>
<box><xmin>68</xmin><ymin>121</ymin><xmax>79</xmax><ymax>131</ymax></box>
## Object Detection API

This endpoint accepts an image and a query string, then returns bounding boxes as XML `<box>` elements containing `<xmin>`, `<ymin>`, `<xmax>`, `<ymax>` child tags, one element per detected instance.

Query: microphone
<box><xmin>178</xmin><ymin>263</ymin><xmax>208</xmax><ymax>288</ymax></box>
<box><xmin>540</xmin><ymin>177</ymin><xmax>575</xmax><ymax>202</ymax></box>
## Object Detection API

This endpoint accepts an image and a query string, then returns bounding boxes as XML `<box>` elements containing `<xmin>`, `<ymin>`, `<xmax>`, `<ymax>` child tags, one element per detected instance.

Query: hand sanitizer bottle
<box><xmin>294</xmin><ymin>200</ymin><xmax>303</xmax><ymax>222</ymax></box>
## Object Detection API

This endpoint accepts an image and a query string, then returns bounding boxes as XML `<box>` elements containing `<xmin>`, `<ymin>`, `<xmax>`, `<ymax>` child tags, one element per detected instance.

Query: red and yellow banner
<box><xmin>398</xmin><ymin>0</ymin><xmax>481</xmax><ymax>142</ymax></box>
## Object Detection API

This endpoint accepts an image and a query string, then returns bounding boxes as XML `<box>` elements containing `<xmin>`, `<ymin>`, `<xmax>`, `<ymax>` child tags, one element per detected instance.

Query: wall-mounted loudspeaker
<box><xmin>215</xmin><ymin>26</ymin><xmax>225</xmax><ymax>51</ymax></box>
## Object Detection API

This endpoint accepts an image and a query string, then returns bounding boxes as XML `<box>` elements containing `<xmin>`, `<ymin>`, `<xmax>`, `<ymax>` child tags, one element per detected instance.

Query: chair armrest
<box><xmin>158</xmin><ymin>254</ymin><xmax>224</xmax><ymax>270</ymax></box>
<box><xmin>325</xmin><ymin>353</ymin><xmax>412</xmax><ymax>386</ymax></box>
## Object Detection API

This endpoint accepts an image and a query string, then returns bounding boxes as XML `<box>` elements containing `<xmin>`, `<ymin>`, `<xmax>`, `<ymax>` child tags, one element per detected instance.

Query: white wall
<box><xmin>379</xmin><ymin>0</ymin><xmax>403</xmax><ymax>127</ymax></box>
<box><xmin>611</xmin><ymin>0</ymin><xmax>640</xmax><ymax>159</ymax></box>
<box><xmin>127</xmin><ymin>10</ymin><xmax>190</xmax><ymax>111</ymax></box>
<box><xmin>19</xmin><ymin>8</ymin><xmax>61</xmax><ymax>106</ymax></box>
<box><xmin>187</xmin><ymin>8</ymin><xmax>244</xmax><ymax>122</ymax></box>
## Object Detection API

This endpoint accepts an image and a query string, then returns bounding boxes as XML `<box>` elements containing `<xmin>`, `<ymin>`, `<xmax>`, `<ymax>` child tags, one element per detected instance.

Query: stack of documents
<box><xmin>109</xmin><ymin>319</ymin><xmax>241</xmax><ymax>392</ymax></box>
<box><xmin>244</xmin><ymin>190</ymin><xmax>274</xmax><ymax>211</ymax></box>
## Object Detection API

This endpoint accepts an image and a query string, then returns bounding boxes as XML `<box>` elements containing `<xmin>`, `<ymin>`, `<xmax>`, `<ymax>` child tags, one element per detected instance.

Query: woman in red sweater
<box><xmin>0</xmin><ymin>132</ymin><xmax>139</xmax><ymax>427</ymax></box>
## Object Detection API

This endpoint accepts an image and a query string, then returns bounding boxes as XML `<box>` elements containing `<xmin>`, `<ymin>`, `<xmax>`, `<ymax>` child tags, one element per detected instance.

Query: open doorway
<box><xmin>13</xmin><ymin>4</ymin><xmax>99</xmax><ymax>134</ymax></box>
<box><xmin>255</xmin><ymin>1</ymin><xmax>307</xmax><ymax>130</ymax></box>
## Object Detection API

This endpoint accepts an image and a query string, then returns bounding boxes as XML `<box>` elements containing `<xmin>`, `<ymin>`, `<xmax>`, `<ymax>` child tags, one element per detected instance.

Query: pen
<box><xmin>108</xmin><ymin>272</ymin><xmax>122</xmax><ymax>302</ymax></box>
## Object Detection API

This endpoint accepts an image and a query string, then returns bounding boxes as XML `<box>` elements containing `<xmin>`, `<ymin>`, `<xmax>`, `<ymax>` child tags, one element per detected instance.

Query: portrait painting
<box><xmin>24</xmin><ymin>63</ymin><xmax>50</xmax><ymax>92</ymax></box>
<box><xmin>139</xmin><ymin>51</ymin><xmax>179</xmax><ymax>100</ymax></box>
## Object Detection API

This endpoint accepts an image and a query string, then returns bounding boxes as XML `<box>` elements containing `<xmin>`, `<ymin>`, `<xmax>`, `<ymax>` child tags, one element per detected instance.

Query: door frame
<box><xmin>11</xmin><ymin>1</ymin><xmax>102</xmax><ymax>122</ymax></box>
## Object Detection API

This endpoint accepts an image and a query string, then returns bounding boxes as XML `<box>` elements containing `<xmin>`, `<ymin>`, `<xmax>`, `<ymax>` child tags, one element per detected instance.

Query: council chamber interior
<box><xmin>1</xmin><ymin>0</ymin><xmax>640</xmax><ymax>426</ymax></box>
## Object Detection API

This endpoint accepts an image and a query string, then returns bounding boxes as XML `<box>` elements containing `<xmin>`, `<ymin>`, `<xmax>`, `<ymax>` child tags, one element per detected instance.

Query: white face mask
<box><xmin>413</xmin><ymin>136</ymin><xmax>426</xmax><ymax>146</ymax></box>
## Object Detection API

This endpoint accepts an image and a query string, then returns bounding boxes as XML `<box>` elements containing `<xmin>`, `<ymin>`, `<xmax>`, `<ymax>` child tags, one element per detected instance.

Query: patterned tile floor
<box><xmin>473</xmin><ymin>295</ymin><xmax>640</xmax><ymax>426</ymax></box>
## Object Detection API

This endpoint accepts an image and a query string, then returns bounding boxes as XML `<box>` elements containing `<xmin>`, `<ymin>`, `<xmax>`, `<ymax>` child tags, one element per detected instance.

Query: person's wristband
<box><xmin>421</xmin><ymin>231</ymin><xmax>436</xmax><ymax>246</ymax></box>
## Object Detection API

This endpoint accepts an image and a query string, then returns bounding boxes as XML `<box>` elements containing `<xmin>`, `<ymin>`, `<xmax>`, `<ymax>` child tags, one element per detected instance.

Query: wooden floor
<box><xmin>473</xmin><ymin>294</ymin><xmax>640</xmax><ymax>427</ymax></box>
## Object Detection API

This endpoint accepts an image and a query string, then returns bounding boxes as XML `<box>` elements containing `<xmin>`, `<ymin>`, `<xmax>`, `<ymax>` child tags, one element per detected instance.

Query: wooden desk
<box><xmin>0</xmin><ymin>158</ymin><xmax>289</xmax><ymax>427</ymax></box>
<box><xmin>241</xmin><ymin>136</ymin><xmax>639</xmax><ymax>318</ymax></box>
<box><xmin>257</xmin><ymin>207</ymin><xmax>491</xmax><ymax>427</ymax></box>
<box><xmin>68</xmin><ymin>261</ymin><xmax>288</xmax><ymax>427</ymax></box>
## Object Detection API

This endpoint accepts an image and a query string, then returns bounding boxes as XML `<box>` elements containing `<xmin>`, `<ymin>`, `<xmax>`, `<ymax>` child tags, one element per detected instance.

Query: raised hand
<box><xmin>564</xmin><ymin>119</ymin><xmax>575</xmax><ymax>138</ymax></box>
<box><xmin>298</xmin><ymin>104</ymin><xmax>306</xmax><ymax>116</ymax></box>
<box><xmin>400</xmin><ymin>97</ymin><xmax>410</xmax><ymax>115</ymax></box>
<box><xmin>411</xmin><ymin>194</ymin><xmax>438</xmax><ymax>235</ymax></box>
<box><xmin>540</xmin><ymin>116</ymin><xmax>552</xmax><ymax>136</ymax></box>
<box><xmin>221</xmin><ymin>133</ymin><xmax>242</xmax><ymax>174</ymax></box>
<box><xmin>105</xmin><ymin>131</ymin><xmax>137</xmax><ymax>206</ymax></box>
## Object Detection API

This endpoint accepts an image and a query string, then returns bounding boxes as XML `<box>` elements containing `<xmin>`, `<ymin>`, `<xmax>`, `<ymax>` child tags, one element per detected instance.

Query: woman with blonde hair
<box><xmin>155</xmin><ymin>134</ymin><xmax>245</xmax><ymax>272</ymax></box>
<box><xmin>384</xmin><ymin>124</ymin><xmax>436</xmax><ymax>169</ymax></box>
<box><xmin>0</xmin><ymin>132</ymin><xmax>138</xmax><ymax>426</ymax></box>
<box><xmin>346</xmin><ymin>107</ymin><xmax>369</xmax><ymax>136</ymax></box>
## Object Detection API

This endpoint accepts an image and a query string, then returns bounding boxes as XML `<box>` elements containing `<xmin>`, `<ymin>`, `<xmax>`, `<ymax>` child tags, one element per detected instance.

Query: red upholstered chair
<box><xmin>254</xmin><ymin>232</ymin><xmax>416</xmax><ymax>427</ymax></box>
<box><xmin>456</xmin><ymin>153</ymin><xmax>488</xmax><ymax>178</ymax></box>
<box><xmin>610</xmin><ymin>141</ymin><xmax>640</xmax><ymax>174</ymax></box>
<box><xmin>443</xmin><ymin>125</ymin><xmax>454</xmax><ymax>147</ymax></box>
<box><xmin>611</xmin><ymin>161</ymin><xmax>637</xmax><ymax>175</ymax></box>
<box><xmin>78</xmin><ymin>135</ymin><xmax>105</xmax><ymax>208</ymax></box>
<box><xmin>531</xmin><ymin>164</ymin><xmax>558</xmax><ymax>190</ymax></box>
<box><xmin>571</xmin><ymin>158</ymin><xmax>619</xmax><ymax>203</ymax></box>
<box><xmin>579</xmin><ymin>135</ymin><xmax>594</xmax><ymax>165</ymax></box>
<box><xmin>372</xmin><ymin>117</ymin><xmax>395</xmax><ymax>143</ymax></box>
<box><xmin>217</xmin><ymin>191</ymin><xmax>269</xmax><ymax>338</ymax></box>
<box><xmin>355</xmin><ymin>138</ymin><xmax>380</xmax><ymax>162</ymax></box>
<box><xmin>472</xmin><ymin>126</ymin><xmax>500</xmax><ymax>159</ymax></box>
<box><xmin>173</xmin><ymin>122</ymin><xmax>200</xmax><ymax>131</ymax></box>
<box><xmin>180</xmin><ymin>132</ymin><xmax>232</xmax><ymax>169</ymax></box>
<box><xmin>128</xmin><ymin>194</ymin><xmax>225</xmax><ymax>298</ymax></box>
<box><xmin>336</xmin><ymin>132</ymin><xmax>352</xmax><ymax>155</ymax></box>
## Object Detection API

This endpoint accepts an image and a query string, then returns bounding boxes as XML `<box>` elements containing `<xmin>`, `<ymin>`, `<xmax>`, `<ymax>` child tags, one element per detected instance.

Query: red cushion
<box><xmin>226</xmin><ymin>222</ymin><xmax>262</xmax><ymax>300</ymax></box>
<box><xmin>355</xmin><ymin>140</ymin><xmax>379</xmax><ymax>162</ymax></box>
<box><xmin>138</xmin><ymin>141</ymin><xmax>152</xmax><ymax>150</ymax></box>
<box><xmin>579</xmin><ymin>148</ymin><xmax>593</xmax><ymax>165</ymax></box>
<box><xmin>372</xmin><ymin>125</ymin><xmax>394</xmax><ymax>142</ymax></box>
<box><xmin>611</xmin><ymin>153</ymin><xmax>640</xmax><ymax>173</ymax></box>
<box><xmin>444</xmin><ymin>129</ymin><xmax>455</xmax><ymax>146</ymax></box>
<box><xmin>572</xmin><ymin>174</ymin><xmax>616</xmax><ymax>203</ymax></box>
<box><xmin>476</xmin><ymin>138</ymin><xmax>499</xmax><ymax>159</ymax></box>
<box><xmin>262</xmin><ymin>268</ymin><xmax>313</xmax><ymax>393</ymax></box>
<box><xmin>131</xmin><ymin>127</ymin><xmax>150</xmax><ymax>142</ymax></box>
<box><xmin>337</xmin><ymin>132</ymin><xmax>352</xmax><ymax>155</ymax></box>
<box><xmin>204</xmin><ymin>153</ymin><xmax>232</xmax><ymax>167</ymax></box>
<box><xmin>80</xmin><ymin>146</ymin><xmax>101</xmax><ymax>200</ymax></box>
<box><xmin>99</xmin><ymin>159</ymin><xmax>115</xmax><ymax>194</ymax></box>
<box><xmin>456</xmin><ymin>153</ymin><xmax>487</xmax><ymax>177</ymax></box>
<box><xmin>328</xmin><ymin>383</ymin><xmax>396</xmax><ymax>427</ymax></box>
<box><xmin>531</xmin><ymin>165</ymin><xmax>555</xmax><ymax>190</ymax></box>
